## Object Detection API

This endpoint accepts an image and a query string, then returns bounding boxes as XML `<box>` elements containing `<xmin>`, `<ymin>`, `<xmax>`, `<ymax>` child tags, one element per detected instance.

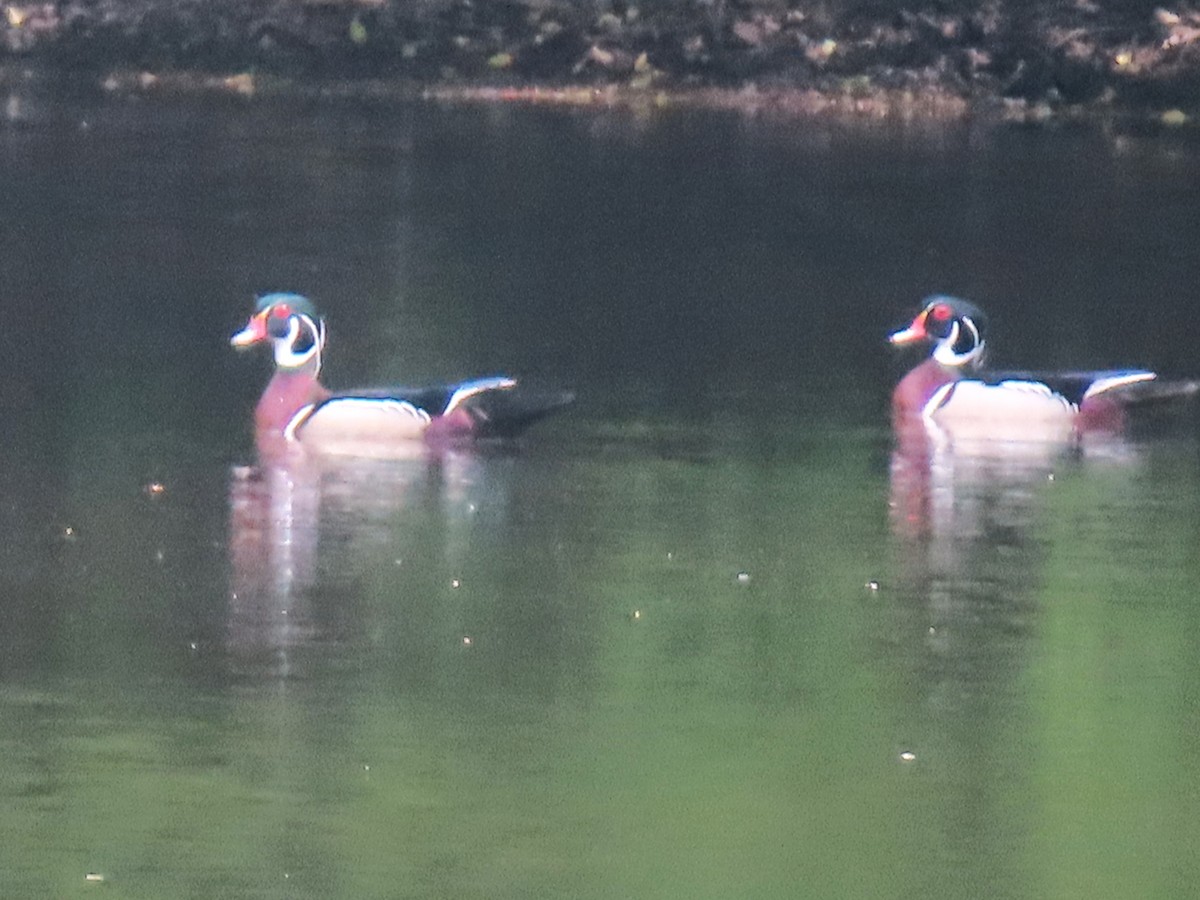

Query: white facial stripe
<box><xmin>931</xmin><ymin>316</ymin><xmax>985</xmax><ymax>369</ymax></box>
<box><xmin>930</xmin><ymin>322</ymin><xmax>959</xmax><ymax>365</ymax></box>
<box><xmin>272</xmin><ymin>314</ymin><xmax>324</xmax><ymax>371</ymax></box>
<box><xmin>964</xmin><ymin>317</ymin><xmax>979</xmax><ymax>344</ymax></box>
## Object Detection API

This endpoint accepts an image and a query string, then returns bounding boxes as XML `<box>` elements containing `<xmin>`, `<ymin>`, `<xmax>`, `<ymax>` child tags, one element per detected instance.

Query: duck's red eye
<box><xmin>930</xmin><ymin>303</ymin><xmax>952</xmax><ymax>322</ymax></box>
<box><xmin>272</xmin><ymin>304</ymin><xmax>291</xmax><ymax>319</ymax></box>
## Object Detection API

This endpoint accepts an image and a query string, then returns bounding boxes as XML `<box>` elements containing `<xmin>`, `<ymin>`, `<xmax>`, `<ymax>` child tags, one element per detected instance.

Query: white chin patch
<box><xmin>273</xmin><ymin>317</ymin><xmax>321</xmax><ymax>370</ymax></box>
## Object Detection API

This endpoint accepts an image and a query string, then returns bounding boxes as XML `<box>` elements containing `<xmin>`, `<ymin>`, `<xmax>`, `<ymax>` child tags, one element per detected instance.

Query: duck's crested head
<box><xmin>232</xmin><ymin>292</ymin><xmax>326</xmax><ymax>372</ymax></box>
<box><xmin>890</xmin><ymin>294</ymin><xmax>987</xmax><ymax>370</ymax></box>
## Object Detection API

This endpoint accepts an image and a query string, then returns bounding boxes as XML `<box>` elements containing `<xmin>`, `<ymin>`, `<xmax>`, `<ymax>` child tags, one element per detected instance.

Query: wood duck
<box><xmin>888</xmin><ymin>295</ymin><xmax>1188</xmax><ymax>442</ymax></box>
<box><xmin>231</xmin><ymin>292</ymin><xmax>572</xmax><ymax>455</ymax></box>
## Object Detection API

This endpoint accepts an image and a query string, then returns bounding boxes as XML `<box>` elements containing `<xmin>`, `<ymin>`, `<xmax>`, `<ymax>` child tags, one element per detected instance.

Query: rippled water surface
<box><xmin>2</xmin><ymin>88</ymin><xmax>1200</xmax><ymax>898</ymax></box>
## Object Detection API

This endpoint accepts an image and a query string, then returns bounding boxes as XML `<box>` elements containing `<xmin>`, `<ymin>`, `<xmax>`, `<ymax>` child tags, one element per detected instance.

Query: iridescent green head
<box><xmin>255</xmin><ymin>292</ymin><xmax>321</xmax><ymax>321</ymax></box>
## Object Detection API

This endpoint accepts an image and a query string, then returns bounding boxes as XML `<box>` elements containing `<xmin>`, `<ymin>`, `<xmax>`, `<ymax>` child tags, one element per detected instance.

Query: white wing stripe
<box><xmin>1082</xmin><ymin>371</ymin><xmax>1156</xmax><ymax>400</ymax></box>
<box><xmin>444</xmin><ymin>377</ymin><xmax>517</xmax><ymax>415</ymax></box>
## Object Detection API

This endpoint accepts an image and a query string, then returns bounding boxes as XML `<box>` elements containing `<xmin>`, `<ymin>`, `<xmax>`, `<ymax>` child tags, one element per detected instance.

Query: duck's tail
<box><xmin>460</xmin><ymin>381</ymin><xmax>576</xmax><ymax>438</ymax></box>
<box><xmin>1104</xmin><ymin>375</ymin><xmax>1200</xmax><ymax>407</ymax></box>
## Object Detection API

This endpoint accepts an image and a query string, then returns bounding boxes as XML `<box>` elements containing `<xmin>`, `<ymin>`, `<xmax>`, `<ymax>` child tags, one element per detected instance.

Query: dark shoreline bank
<box><xmin>4</xmin><ymin>0</ymin><xmax>1200</xmax><ymax>121</ymax></box>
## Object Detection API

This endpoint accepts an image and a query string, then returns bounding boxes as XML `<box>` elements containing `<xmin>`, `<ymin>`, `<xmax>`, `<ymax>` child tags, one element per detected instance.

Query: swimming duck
<box><xmin>888</xmin><ymin>295</ymin><xmax>1185</xmax><ymax>442</ymax></box>
<box><xmin>231</xmin><ymin>292</ymin><xmax>572</xmax><ymax>455</ymax></box>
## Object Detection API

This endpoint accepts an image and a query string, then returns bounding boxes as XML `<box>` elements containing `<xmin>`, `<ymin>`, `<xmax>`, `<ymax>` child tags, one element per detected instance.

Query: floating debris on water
<box><xmin>451</xmin><ymin>579</ymin><xmax>461</xmax><ymax>589</ymax></box>
<box><xmin>865</xmin><ymin>580</ymin><xmax>880</xmax><ymax>592</ymax></box>
<box><xmin>144</xmin><ymin>481</ymin><xmax>166</xmax><ymax>496</ymax></box>
<box><xmin>461</xmin><ymin>635</ymin><xmax>473</xmax><ymax>647</ymax></box>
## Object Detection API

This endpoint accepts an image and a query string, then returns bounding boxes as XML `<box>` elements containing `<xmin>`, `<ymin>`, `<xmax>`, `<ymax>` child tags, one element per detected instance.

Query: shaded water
<box><xmin>3</xmin><ymin>87</ymin><xmax>1200</xmax><ymax>898</ymax></box>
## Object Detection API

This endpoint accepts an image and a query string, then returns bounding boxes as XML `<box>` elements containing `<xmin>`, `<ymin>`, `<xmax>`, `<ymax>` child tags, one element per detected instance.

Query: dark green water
<box><xmin>2</xmin><ymin>88</ymin><xmax>1200</xmax><ymax>898</ymax></box>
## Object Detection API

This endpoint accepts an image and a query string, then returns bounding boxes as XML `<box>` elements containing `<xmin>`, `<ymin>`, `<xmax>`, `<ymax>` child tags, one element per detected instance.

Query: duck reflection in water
<box><xmin>226</xmin><ymin>447</ymin><xmax>505</xmax><ymax>676</ymax></box>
